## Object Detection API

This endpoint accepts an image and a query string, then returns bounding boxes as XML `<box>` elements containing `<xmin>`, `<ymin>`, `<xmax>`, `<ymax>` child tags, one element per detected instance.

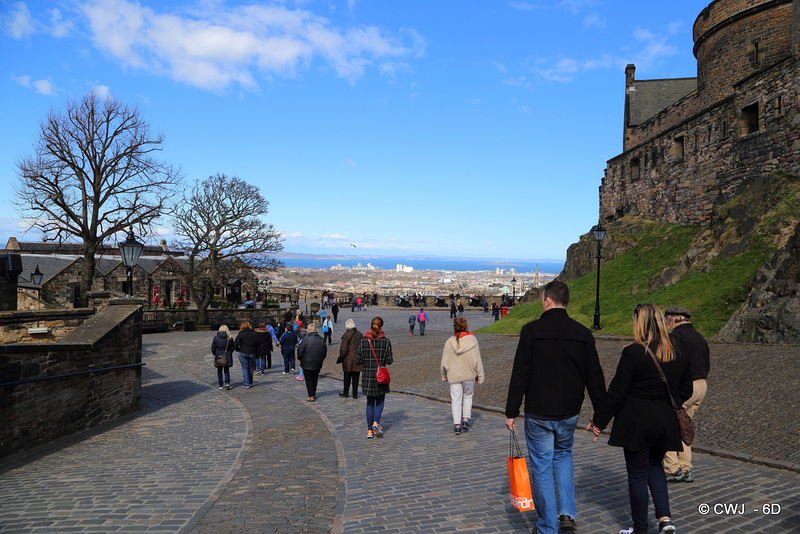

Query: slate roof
<box><xmin>627</xmin><ymin>77</ymin><xmax>698</xmax><ymax>126</ymax></box>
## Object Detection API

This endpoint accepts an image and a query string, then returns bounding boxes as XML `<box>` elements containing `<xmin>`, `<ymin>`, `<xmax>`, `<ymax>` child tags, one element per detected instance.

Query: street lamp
<box><xmin>592</xmin><ymin>223</ymin><xmax>606</xmax><ymax>330</ymax></box>
<box><xmin>119</xmin><ymin>228</ymin><xmax>145</xmax><ymax>297</ymax></box>
<box><xmin>31</xmin><ymin>265</ymin><xmax>44</xmax><ymax>286</ymax></box>
<box><xmin>511</xmin><ymin>276</ymin><xmax>517</xmax><ymax>305</ymax></box>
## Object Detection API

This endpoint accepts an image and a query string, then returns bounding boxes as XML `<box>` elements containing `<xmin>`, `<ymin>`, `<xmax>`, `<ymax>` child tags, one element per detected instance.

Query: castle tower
<box><xmin>693</xmin><ymin>0</ymin><xmax>795</xmax><ymax>107</ymax></box>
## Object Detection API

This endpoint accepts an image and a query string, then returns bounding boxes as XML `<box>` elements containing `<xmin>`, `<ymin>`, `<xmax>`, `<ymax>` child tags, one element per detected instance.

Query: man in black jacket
<box><xmin>504</xmin><ymin>281</ymin><xmax>606</xmax><ymax>534</ymax></box>
<box><xmin>663</xmin><ymin>305</ymin><xmax>710</xmax><ymax>483</ymax></box>
<box><xmin>297</xmin><ymin>324</ymin><xmax>327</xmax><ymax>402</ymax></box>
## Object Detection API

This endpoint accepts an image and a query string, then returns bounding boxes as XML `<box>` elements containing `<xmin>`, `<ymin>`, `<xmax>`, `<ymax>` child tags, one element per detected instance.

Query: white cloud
<box><xmin>345</xmin><ymin>158</ymin><xmax>358</xmax><ymax>167</ymax></box>
<box><xmin>583</xmin><ymin>13</ymin><xmax>605</xmax><ymax>29</ymax></box>
<box><xmin>5</xmin><ymin>2</ymin><xmax>35</xmax><ymax>38</ymax></box>
<box><xmin>12</xmin><ymin>74</ymin><xmax>57</xmax><ymax>95</ymax></box>
<box><xmin>322</xmin><ymin>233</ymin><xmax>348</xmax><ymax>240</ymax></box>
<box><xmin>49</xmin><ymin>8</ymin><xmax>74</xmax><ymax>37</ymax></box>
<box><xmin>92</xmin><ymin>84</ymin><xmax>112</xmax><ymax>100</ymax></box>
<box><xmin>32</xmin><ymin>79</ymin><xmax>56</xmax><ymax>95</ymax></box>
<box><xmin>502</xmin><ymin>76</ymin><xmax>531</xmax><ymax>88</ymax></box>
<box><xmin>77</xmin><ymin>0</ymin><xmax>426</xmax><ymax>92</ymax></box>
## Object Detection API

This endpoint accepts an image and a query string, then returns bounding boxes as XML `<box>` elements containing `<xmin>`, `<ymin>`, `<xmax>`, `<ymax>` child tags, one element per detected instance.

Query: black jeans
<box><xmin>343</xmin><ymin>371</ymin><xmax>360</xmax><ymax>396</ymax></box>
<box><xmin>303</xmin><ymin>368</ymin><xmax>320</xmax><ymax>398</ymax></box>
<box><xmin>624</xmin><ymin>446</ymin><xmax>670</xmax><ymax>533</ymax></box>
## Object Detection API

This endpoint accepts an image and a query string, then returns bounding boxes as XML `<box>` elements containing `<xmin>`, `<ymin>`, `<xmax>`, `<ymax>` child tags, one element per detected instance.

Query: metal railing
<box><xmin>0</xmin><ymin>362</ymin><xmax>146</xmax><ymax>388</ymax></box>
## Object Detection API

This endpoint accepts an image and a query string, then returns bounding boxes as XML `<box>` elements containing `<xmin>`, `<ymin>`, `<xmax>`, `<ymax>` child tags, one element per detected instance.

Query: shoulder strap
<box><xmin>368</xmin><ymin>339</ymin><xmax>381</xmax><ymax>366</ymax></box>
<box><xmin>644</xmin><ymin>345</ymin><xmax>680</xmax><ymax>411</ymax></box>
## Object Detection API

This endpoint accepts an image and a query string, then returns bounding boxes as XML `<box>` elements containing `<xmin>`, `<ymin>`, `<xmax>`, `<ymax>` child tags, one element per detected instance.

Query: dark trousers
<box><xmin>624</xmin><ymin>447</ymin><xmax>671</xmax><ymax>534</ymax></box>
<box><xmin>324</xmin><ymin>331</ymin><xmax>332</xmax><ymax>344</ymax></box>
<box><xmin>343</xmin><ymin>371</ymin><xmax>360</xmax><ymax>396</ymax></box>
<box><xmin>303</xmin><ymin>368</ymin><xmax>320</xmax><ymax>397</ymax></box>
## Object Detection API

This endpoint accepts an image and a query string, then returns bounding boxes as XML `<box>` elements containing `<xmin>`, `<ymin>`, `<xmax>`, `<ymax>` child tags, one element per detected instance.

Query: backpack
<box><xmin>418</xmin><ymin>311</ymin><xmax>425</xmax><ymax>322</ymax></box>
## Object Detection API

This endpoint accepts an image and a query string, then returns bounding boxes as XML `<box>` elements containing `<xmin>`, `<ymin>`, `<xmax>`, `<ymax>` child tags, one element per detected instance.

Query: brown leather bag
<box><xmin>645</xmin><ymin>346</ymin><xmax>695</xmax><ymax>446</ymax></box>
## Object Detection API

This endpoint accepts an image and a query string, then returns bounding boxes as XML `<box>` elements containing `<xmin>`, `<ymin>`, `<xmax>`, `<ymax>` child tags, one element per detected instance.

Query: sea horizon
<box><xmin>276</xmin><ymin>253</ymin><xmax>564</xmax><ymax>274</ymax></box>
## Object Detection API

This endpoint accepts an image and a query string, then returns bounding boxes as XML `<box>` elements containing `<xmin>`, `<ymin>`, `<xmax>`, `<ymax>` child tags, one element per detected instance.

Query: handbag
<box><xmin>213</xmin><ymin>337</ymin><xmax>230</xmax><ymax>369</ymax></box>
<box><xmin>368</xmin><ymin>339</ymin><xmax>390</xmax><ymax>385</ymax></box>
<box><xmin>507</xmin><ymin>429</ymin><xmax>535</xmax><ymax>511</ymax></box>
<box><xmin>645</xmin><ymin>346</ymin><xmax>695</xmax><ymax>446</ymax></box>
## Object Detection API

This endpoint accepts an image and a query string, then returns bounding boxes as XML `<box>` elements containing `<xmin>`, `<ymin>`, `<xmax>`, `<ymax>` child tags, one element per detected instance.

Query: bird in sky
<box><xmin>349</xmin><ymin>243</ymin><xmax>357</xmax><ymax>248</ymax></box>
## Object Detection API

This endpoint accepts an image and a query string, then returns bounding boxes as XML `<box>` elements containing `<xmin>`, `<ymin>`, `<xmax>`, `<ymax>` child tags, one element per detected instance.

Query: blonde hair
<box><xmin>218</xmin><ymin>324</ymin><xmax>229</xmax><ymax>333</ymax></box>
<box><xmin>633</xmin><ymin>304</ymin><xmax>675</xmax><ymax>362</ymax></box>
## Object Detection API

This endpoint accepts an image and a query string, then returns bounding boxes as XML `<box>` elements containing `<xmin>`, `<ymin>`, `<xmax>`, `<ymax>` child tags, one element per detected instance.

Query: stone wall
<box><xmin>601</xmin><ymin>55</ymin><xmax>800</xmax><ymax>226</ymax></box>
<box><xmin>694</xmin><ymin>0</ymin><xmax>794</xmax><ymax>107</ymax></box>
<box><xmin>0</xmin><ymin>301</ymin><xmax>143</xmax><ymax>459</ymax></box>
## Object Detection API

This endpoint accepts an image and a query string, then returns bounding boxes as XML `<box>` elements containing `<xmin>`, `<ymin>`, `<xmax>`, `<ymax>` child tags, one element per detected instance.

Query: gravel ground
<box><xmin>317</xmin><ymin>306</ymin><xmax>800</xmax><ymax>467</ymax></box>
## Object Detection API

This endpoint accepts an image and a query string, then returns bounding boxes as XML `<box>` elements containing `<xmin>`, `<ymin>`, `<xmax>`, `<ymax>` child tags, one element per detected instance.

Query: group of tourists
<box><xmin>210</xmin><ymin>280</ymin><xmax>709</xmax><ymax>534</ymax></box>
<box><xmin>505</xmin><ymin>280</ymin><xmax>709</xmax><ymax>534</ymax></box>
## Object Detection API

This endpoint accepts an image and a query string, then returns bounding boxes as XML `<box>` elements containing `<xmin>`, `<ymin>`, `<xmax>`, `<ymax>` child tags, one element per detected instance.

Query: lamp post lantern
<box><xmin>31</xmin><ymin>265</ymin><xmax>44</xmax><ymax>286</ymax></box>
<box><xmin>592</xmin><ymin>224</ymin><xmax>606</xmax><ymax>330</ymax></box>
<box><xmin>119</xmin><ymin>228</ymin><xmax>145</xmax><ymax>297</ymax></box>
<box><xmin>511</xmin><ymin>276</ymin><xmax>517</xmax><ymax>305</ymax></box>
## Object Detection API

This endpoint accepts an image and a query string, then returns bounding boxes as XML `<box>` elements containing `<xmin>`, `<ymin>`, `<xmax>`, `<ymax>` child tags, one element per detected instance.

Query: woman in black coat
<box><xmin>590</xmin><ymin>304</ymin><xmax>692</xmax><ymax>534</ymax></box>
<box><xmin>211</xmin><ymin>325</ymin><xmax>234</xmax><ymax>390</ymax></box>
<box><xmin>233</xmin><ymin>322</ymin><xmax>259</xmax><ymax>389</ymax></box>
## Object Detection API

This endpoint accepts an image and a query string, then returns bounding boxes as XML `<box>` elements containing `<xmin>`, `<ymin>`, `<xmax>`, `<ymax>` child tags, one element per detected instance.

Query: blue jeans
<box><xmin>366</xmin><ymin>394</ymin><xmax>386</xmax><ymax>429</ymax></box>
<box><xmin>238</xmin><ymin>353</ymin><xmax>255</xmax><ymax>387</ymax></box>
<box><xmin>524</xmin><ymin>414</ymin><xmax>579</xmax><ymax>534</ymax></box>
<box><xmin>256</xmin><ymin>355</ymin><xmax>266</xmax><ymax>373</ymax></box>
<box><xmin>282</xmin><ymin>350</ymin><xmax>295</xmax><ymax>373</ymax></box>
<box><xmin>216</xmin><ymin>365</ymin><xmax>230</xmax><ymax>386</ymax></box>
<box><xmin>418</xmin><ymin>321</ymin><xmax>426</xmax><ymax>335</ymax></box>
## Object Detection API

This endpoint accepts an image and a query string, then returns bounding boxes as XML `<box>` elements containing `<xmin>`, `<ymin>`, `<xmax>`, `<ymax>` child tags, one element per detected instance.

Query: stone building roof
<box><xmin>626</xmin><ymin>77</ymin><xmax>698</xmax><ymax>126</ymax></box>
<box><xmin>3</xmin><ymin>238</ymin><xmax>182</xmax><ymax>257</ymax></box>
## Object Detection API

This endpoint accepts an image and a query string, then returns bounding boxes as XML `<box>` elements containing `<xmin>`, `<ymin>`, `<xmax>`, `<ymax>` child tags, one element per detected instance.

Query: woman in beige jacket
<box><xmin>441</xmin><ymin>317</ymin><xmax>485</xmax><ymax>435</ymax></box>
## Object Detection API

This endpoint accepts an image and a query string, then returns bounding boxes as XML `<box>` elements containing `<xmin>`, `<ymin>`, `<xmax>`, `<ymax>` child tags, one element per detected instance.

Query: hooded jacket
<box><xmin>441</xmin><ymin>333</ymin><xmax>485</xmax><ymax>383</ymax></box>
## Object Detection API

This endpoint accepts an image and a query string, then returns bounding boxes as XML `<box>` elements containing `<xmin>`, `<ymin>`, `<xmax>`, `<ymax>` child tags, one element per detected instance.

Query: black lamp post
<box><xmin>119</xmin><ymin>228</ymin><xmax>145</xmax><ymax>297</ymax></box>
<box><xmin>592</xmin><ymin>224</ymin><xmax>606</xmax><ymax>330</ymax></box>
<box><xmin>511</xmin><ymin>276</ymin><xmax>517</xmax><ymax>305</ymax></box>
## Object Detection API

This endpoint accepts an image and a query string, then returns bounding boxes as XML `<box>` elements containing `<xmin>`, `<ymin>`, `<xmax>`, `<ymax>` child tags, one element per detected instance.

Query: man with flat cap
<box><xmin>663</xmin><ymin>305</ymin><xmax>710</xmax><ymax>483</ymax></box>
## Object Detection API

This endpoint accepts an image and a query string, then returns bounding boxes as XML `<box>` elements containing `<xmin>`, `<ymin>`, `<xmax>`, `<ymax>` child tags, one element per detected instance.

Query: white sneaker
<box><xmin>619</xmin><ymin>528</ymin><xmax>635</xmax><ymax>534</ymax></box>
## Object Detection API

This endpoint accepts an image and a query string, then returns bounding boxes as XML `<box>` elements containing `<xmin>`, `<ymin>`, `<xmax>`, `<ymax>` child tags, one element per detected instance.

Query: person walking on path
<box><xmin>211</xmin><ymin>325</ymin><xmax>234</xmax><ymax>390</ymax></box>
<box><xmin>279</xmin><ymin>327</ymin><xmax>298</xmax><ymax>375</ymax></box>
<box><xmin>233</xmin><ymin>322</ymin><xmax>259</xmax><ymax>389</ymax></box>
<box><xmin>296</xmin><ymin>324</ymin><xmax>327</xmax><ymax>402</ymax></box>
<box><xmin>588</xmin><ymin>304</ymin><xmax>692</xmax><ymax>534</ymax></box>
<box><xmin>408</xmin><ymin>312</ymin><xmax>416</xmax><ymax>336</ymax></box>
<box><xmin>331</xmin><ymin>302</ymin><xmax>339</xmax><ymax>323</ymax></box>
<box><xmin>417</xmin><ymin>308</ymin><xmax>429</xmax><ymax>336</ymax></box>
<box><xmin>337</xmin><ymin>319</ymin><xmax>364</xmax><ymax>398</ymax></box>
<box><xmin>321</xmin><ymin>316</ymin><xmax>334</xmax><ymax>345</ymax></box>
<box><xmin>356</xmin><ymin>317</ymin><xmax>393</xmax><ymax>438</ymax></box>
<box><xmin>255</xmin><ymin>322</ymin><xmax>274</xmax><ymax>373</ymax></box>
<box><xmin>504</xmin><ymin>280</ymin><xmax>606</xmax><ymax>534</ymax></box>
<box><xmin>450</xmin><ymin>300</ymin><xmax>457</xmax><ymax>319</ymax></box>
<box><xmin>662</xmin><ymin>305</ymin><xmax>710</xmax><ymax>483</ymax></box>
<box><xmin>441</xmin><ymin>317</ymin><xmax>485</xmax><ymax>435</ymax></box>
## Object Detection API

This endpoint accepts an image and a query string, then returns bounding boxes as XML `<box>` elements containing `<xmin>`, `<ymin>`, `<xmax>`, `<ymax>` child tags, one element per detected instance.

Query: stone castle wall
<box><xmin>601</xmin><ymin>0</ymin><xmax>800</xmax><ymax>226</ymax></box>
<box><xmin>0</xmin><ymin>302</ymin><xmax>143</xmax><ymax>458</ymax></box>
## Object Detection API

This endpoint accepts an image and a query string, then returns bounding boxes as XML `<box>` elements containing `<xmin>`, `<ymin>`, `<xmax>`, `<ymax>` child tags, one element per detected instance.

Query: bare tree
<box><xmin>15</xmin><ymin>91</ymin><xmax>181</xmax><ymax>307</ymax></box>
<box><xmin>171</xmin><ymin>174</ymin><xmax>284</xmax><ymax>325</ymax></box>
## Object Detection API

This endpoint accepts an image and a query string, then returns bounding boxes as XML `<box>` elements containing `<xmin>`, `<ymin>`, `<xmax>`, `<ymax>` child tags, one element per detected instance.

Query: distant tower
<box><xmin>535</xmin><ymin>264</ymin><xmax>540</xmax><ymax>288</ymax></box>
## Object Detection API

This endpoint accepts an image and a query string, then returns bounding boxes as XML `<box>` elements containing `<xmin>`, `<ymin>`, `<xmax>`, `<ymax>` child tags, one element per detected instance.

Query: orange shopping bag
<box><xmin>508</xmin><ymin>429</ymin><xmax>535</xmax><ymax>511</ymax></box>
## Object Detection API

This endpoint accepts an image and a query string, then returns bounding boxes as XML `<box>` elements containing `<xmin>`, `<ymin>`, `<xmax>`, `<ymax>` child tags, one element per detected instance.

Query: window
<box><xmin>721</xmin><ymin>119</ymin><xmax>730</xmax><ymax>140</ymax></box>
<box><xmin>747</xmin><ymin>41</ymin><xmax>761</xmax><ymax>68</ymax></box>
<box><xmin>705</xmin><ymin>124</ymin><xmax>714</xmax><ymax>146</ymax></box>
<box><xmin>739</xmin><ymin>103</ymin><xmax>759</xmax><ymax>135</ymax></box>
<box><xmin>630</xmin><ymin>157</ymin><xmax>641</xmax><ymax>180</ymax></box>
<box><xmin>670</xmin><ymin>136</ymin><xmax>685</xmax><ymax>163</ymax></box>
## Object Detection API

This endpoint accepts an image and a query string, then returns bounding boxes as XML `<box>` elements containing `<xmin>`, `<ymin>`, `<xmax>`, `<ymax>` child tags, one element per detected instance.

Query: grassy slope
<box><xmin>480</xmin><ymin>223</ymin><xmax>771</xmax><ymax>338</ymax></box>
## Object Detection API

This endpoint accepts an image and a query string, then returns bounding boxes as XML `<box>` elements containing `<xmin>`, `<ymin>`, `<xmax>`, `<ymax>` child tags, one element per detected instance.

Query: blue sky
<box><xmin>1</xmin><ymin>0</ymin><xmax>709</xmax><ymax>261</ymax></box>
